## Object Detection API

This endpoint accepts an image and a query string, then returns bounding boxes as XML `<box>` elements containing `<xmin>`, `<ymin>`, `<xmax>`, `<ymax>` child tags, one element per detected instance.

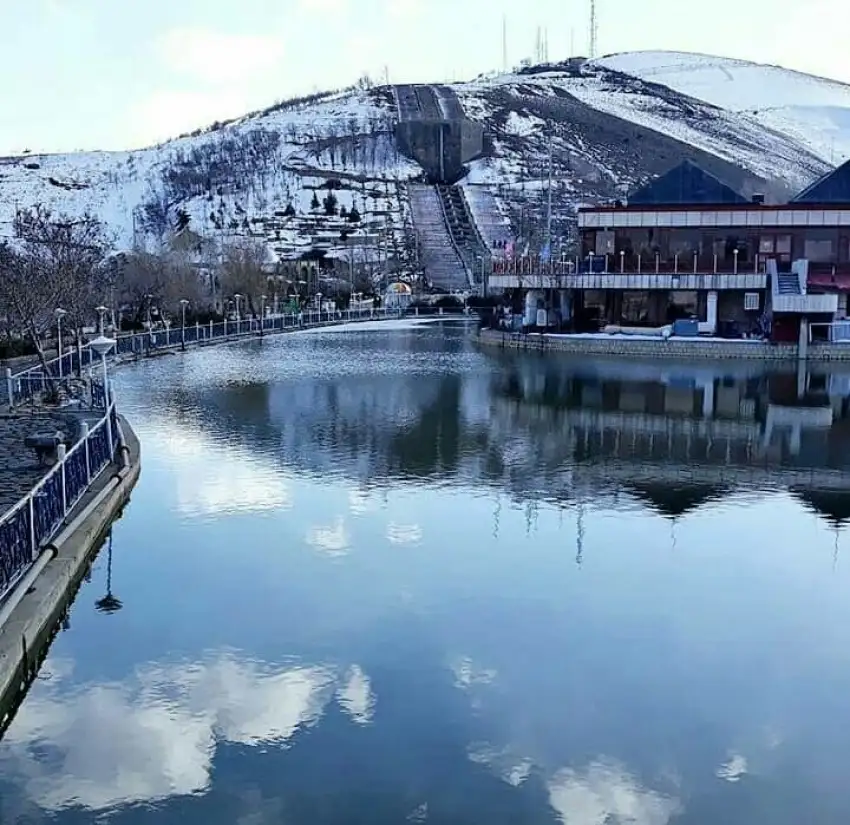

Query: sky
<box><xmin>1</xmin><ymin>0</ymin><xmax>849</xmax><ymax>155</ymax></box>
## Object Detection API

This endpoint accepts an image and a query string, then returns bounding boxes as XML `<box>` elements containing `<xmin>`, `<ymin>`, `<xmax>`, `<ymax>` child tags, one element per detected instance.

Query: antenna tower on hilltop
<box><xmin>502</xmin><ymin>13</ymin><xmax>508</xmax><ymax>71</ymax></box>
<box><xmin>589</xmin><ymin>0</ymin><xmax>598</xmax><ymax>58</ymax></box>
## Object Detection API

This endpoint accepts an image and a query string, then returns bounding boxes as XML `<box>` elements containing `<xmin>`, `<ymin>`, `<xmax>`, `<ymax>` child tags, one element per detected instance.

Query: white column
<box><xmin>798</xmin><ymin>317</ymin><xmax>809</xmax><ymax>361</ymax></box>
<box><xmin>702</xmin><ymin>380</ymin><xmax>715</xmax><ymax>418</ymax></box>
<box><xmin>705</xmin><ymin>291</ymin><xmax>718</xmax><ymax>335</ymax></box>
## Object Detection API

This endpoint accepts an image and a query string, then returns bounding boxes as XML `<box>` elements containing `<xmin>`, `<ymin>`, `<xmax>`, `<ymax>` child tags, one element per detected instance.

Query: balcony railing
<box><xmin>492</xmin><ymin>254</ymin><xmax>850</xmax><ymax>280</ymax></box>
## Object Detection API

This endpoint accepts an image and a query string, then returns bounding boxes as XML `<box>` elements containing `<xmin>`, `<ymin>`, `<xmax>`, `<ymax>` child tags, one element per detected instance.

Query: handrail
<box><xmin>433</xmin><ymin>185</ymin><xmax>474</xmax><ymax>288</ymax></box>
<box><xmin>0</xmin><ymin>394</ymin><xmax>120</xmax><ymax>603</ymax></box>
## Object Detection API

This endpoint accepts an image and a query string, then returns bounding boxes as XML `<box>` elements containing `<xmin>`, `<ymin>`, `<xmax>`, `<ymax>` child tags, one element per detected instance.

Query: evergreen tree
<box><xmin>348</xmin><ymin>205</ymin><xmax>361</xmax><ymax>223</ymax></box>
<box><xmin>310</xmin><ymin>191</ymin><xmax>320</xmax><ymax>210</ymax></box>
<box><xmin>323</xmin><ymin>191</ymin><xmax>338</xmax><ymax>216</ymax></box>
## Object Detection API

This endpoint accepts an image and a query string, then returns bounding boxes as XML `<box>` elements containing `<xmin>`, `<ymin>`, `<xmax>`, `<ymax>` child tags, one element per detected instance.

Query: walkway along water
<box><xmin>0</xmin><ymin>306</ymin><xmax>402</xmax><ymax>725</ymax></box>
<box><xmin>4</xmin><ymin>306</ymin><xmax>403</xmax><ymax>407</ymax></box>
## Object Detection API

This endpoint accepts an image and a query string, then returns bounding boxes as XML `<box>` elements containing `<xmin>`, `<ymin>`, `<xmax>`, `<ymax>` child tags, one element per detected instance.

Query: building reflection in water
<box><xmin>159</xmin><ymin>351</ymin><xmax>850</xmax><ymax>529</ymax></box>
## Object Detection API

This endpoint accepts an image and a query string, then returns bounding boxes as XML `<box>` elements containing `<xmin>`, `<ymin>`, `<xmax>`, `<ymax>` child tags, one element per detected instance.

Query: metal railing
<box><xmin>0</xmin><ymin>304</ymin><xmax>399</xmax><ymax>603</ymax></box>
<box><xmin>5</xmin><ymin>306</ymin><xmax>399</xmax><ymax>407</ymax></box>
<box><xmin>0</xmin><ymin>383</ymin><xmax>120</xmax><ymax>603</ymax></box>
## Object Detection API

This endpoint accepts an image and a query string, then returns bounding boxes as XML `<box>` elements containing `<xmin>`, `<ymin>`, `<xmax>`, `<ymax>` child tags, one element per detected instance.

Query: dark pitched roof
<box><xmin>628</xmin><ymin>160</ymin><xmax>748</xmax><ymax>206</ymax></box>
<box><xmin>790</xmin><ymin>158</ymin><xmax>850</xmax><ymax>204</ymax></box>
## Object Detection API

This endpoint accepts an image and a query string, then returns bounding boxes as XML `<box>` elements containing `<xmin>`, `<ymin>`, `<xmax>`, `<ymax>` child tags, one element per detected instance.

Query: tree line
<box><xmin>0</xmin><ymin>205</ymin><xmax>284</xmax><ymax>369</ymax></box>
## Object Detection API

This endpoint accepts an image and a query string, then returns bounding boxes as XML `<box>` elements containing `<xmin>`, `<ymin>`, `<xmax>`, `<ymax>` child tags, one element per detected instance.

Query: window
<box><xmin>759</xmin><ymin>237</ymin><xmax>774</xmax><ymax>254</ymax></box>
<box><xmin>744</xmin><ymin>292</ymin><xmax>760</xmax><ymax>311</ymax></box>
<box><xmin>804</xmin><ymin>239</ymin><xmax>834</xmax><ymax>262</ymax></box>
<box><xmin>595</xmin><ymin>231</ymin><xmax>615</xmax><ymax>256</ymax></box>
<box><xmin>776</xmin><ymin>235</ymin><xmax>792</xmax><ymax>256</ymax></box>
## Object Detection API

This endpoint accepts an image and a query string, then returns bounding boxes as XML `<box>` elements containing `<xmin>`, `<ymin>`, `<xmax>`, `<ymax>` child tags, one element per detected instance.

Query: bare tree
<box><xmin>219</xmin><ymin>239</ymin><xmax>270</xmax><ymax>316</ymax></box>
<box><xmin>0</xmin><ymin>206</ymin><xmax>110</xmax><ymax>374</ymax></box>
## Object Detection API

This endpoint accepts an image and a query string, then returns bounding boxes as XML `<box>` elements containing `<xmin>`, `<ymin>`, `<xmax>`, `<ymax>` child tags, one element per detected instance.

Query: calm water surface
<box><xmin>3</xmin><ymin>320</ymin><xmax>850</xmax><ymax>823</ymax></box>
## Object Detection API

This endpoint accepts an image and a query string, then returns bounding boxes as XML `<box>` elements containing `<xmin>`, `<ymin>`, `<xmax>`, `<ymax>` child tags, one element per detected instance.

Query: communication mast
<box><xmin>589</xmin><ymin>0</ymin><xmax>598</xmax><ymax>58</ymax></box>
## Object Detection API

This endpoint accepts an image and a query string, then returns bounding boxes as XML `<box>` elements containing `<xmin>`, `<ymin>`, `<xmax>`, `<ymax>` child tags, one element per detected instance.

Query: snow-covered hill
<box><xmin>593</xmin><ymin>51</ymin><xmax>850</xmax><ymax>164</ymax></box>
<box><xmin>0</xmin><ymin>51</ymin><xmax>844</xmax><ymax>268</ymax></box>
<box><xmin>0</xmin><ymin>87</ymin><xmax>421</xmax><ymax>264</ymax></box>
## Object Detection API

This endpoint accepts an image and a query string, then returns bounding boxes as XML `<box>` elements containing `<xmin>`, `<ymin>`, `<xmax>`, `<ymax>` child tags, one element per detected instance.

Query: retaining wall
<box><xmin>475</xmin><ymin>329</ymin><xmax>850</xmax><ymax>362</ymax></box>
<box><xmin>0</xmin><ymin>418</ymin><xmax>140</xmax><ymax>730</ymax></box>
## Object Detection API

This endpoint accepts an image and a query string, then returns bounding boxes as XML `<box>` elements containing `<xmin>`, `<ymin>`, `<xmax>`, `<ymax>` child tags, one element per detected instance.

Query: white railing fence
<box><xmin>0</xmin><ymin>385</ymin><xmax>120</xmax><ymax>603</ymax></box>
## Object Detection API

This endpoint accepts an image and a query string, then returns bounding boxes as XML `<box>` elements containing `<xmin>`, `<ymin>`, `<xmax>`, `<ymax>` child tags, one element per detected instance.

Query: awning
<box><xmin>808</xmin><ymin>272</ymin><xmax>850</xmax><ymax>292</ymax></box>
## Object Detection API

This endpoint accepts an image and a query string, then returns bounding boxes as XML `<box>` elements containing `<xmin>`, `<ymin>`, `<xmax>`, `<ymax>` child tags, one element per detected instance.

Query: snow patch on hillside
<box><xmin>593</xmin><ymin>51</ymin><xmax>850</xmax><ymax>163</ymax></box>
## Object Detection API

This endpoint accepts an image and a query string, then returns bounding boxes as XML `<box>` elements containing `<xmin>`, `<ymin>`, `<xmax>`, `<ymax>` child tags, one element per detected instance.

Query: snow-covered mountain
<box><xmin>1</xmin><ymin>50</ymin><xmax>847</xmax><ymax>266</ymax></box>
<box><xmin>592</xmin><ymin>51</ymin><xmax>850</xmax><ymax>164</ymax></box>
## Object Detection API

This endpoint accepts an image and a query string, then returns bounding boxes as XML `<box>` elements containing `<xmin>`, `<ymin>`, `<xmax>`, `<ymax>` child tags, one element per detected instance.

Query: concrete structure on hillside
<box><xmin>487</xmin><ymin>159</ymin><xmax>850</xmax><ymax>353</ymax></box>
<box><xmin>394</xmin><ymin>85</ymin><xmax>483</xmax><ymax>184</ymax></box>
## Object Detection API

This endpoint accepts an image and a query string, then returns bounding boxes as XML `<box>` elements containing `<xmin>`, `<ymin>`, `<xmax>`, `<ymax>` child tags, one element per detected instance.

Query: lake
<box><xmin>2</xmin><ymin>319</ymin><xmax>850</xmax><ymax>824</ymax></box>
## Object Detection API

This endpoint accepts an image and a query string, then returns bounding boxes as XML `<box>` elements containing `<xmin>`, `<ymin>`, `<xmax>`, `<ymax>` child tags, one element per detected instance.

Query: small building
<box><xmin>489</xmin><ymin>159</ymin><xmax>850</xmax><ymax>344</ymax></box>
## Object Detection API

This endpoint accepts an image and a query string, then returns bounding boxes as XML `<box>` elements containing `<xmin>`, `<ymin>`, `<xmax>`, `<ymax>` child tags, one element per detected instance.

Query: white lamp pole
<box><xmin>54</xmin><ymin>308</ymin><xmax>67</xmax><ymax>378</ymax></box>
<box><xmin>179</xmin><ymin>299</ymin><xmax>189</xmax><ymax>351</ymax></box>
<box><xmin>260</xmin><ymin>294</ymin><xmax>266</xmax><ymax>335</ymax></box>
<box><xmin>90</xmin><ymin>334</ymin><xmax>115</xmax><ymax>427</ymax></box>
<box><xmin>234</xmin><ymin>293</ymin><xmax>242</xmax><ymax>333</ymax></box>
<box><xmin>95</xmin><ymin>304</ymin><xmax>108</xmax><ymax>335</ymax></box>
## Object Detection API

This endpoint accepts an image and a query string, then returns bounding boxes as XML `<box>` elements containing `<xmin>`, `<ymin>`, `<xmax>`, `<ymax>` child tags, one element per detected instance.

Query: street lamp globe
<box><xmin>90</xmin><ymin>335</ymin><xmax>115</xmax><ymax>359</ymax></box>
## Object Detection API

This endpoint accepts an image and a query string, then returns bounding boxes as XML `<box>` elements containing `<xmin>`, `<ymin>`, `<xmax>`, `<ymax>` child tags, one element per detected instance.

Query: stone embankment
<box><xmin>475</xmin><ymin>328</ymin><xmax>850</xmax><ymax>362</ymax></box>
<box><xmin>0</xmin><ymin>414</ymin><xmax>140</xmax><ymax>730</ymax></box>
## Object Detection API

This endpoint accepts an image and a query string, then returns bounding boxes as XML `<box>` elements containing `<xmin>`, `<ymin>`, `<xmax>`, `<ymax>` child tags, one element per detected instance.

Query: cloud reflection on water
<box><xmin>145</xmin><ymin>426</ymin><xmax>293</xmax><ymax>518</ymax></box>
<box><xmin>0</xmin><ymin>654</ymin><xmax>373</xmax><ymax>813</ymax></box>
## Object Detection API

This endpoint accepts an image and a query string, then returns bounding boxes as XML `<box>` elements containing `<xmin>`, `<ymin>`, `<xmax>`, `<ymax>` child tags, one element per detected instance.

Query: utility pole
<box><xmin>589</xmin><ymin>0</ymin><xmax>598</xmax><ymax>59</ymax></box>
<box><xmin>546</xmin><ymin>136</ymin><xmax>554</xmax><ymax>253</ymax></box>
<box><xmin>502</xmin><ymin>14</ymin><xmax>508</xmax><ymax>71</ymax></box>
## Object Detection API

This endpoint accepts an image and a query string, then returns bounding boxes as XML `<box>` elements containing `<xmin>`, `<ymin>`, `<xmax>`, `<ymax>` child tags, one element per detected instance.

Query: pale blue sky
<box><xmin>0</xmin><ymin>0</ymin><xmax>847</xmax><ymax>155</ymax></box>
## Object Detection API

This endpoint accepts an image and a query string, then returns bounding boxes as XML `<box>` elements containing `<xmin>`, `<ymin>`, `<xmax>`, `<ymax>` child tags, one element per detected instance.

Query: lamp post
<box><xmin>179</xmin><ymin>299</ymin><xmax>189</xmax><ymax>351</ymax></box>
<box><xmin>54</xmin><ymin>308</ymin><xmax>67</xmax><ymax>378</ymax></box>
<box><xmin>90</xmin><ymin>334</ymin><xmax>115</xmax><ymax>452</ymax></box>
<box><xmin>233</xmin><ymin>293</ymin><xmax>242</xmax><ymax>334</ymax></box>
<box><xmin>95</xmin><ymin>305</ymin><xmax>108</xmax><ymax>335</ymax></box>
<box><xmin>260</xmin><ymin>294</ymin><xmax>266</xmax><ymax>335</ymax></box>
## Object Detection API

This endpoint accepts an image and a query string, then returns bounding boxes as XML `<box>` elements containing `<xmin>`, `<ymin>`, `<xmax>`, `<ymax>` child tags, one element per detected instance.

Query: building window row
<box><xmin>582</xmin><ymin>228</ymin><xmax>850</xmax><ymax>269</ymax></box>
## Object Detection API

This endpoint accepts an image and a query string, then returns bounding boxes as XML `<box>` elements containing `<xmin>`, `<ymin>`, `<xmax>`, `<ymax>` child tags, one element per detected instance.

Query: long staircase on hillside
<box><xmin>408</xmin><ymin>184</ymin><xmax>470</xmax><ymax>292</ymax></box>
<box><xmin>435</xmin><ymin>185</ymin><xmax>490</xmax><ymax>288</ymax></box>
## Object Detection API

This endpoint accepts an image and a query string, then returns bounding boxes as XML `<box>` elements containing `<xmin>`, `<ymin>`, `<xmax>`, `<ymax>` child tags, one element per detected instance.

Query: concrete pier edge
<box><xmin>475</xmin><ymin>327</ymin><xmax>850</xmax><ymax>362</ymax></box>
<box><xmin>0</xmin><ymin>416</ymin><xmax>141</xmax><ymax>732</ymax></box>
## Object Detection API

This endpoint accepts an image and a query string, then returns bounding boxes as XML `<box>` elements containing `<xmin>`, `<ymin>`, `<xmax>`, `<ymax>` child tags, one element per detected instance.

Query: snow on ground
<box><xmin>455</xmin><ymin>65</ymin><xmax>827</xmax><ymax>192</ymax></box>
<box><xmin>593</xmin><ymin>51</ymin><xmax>850</xmax><ymax>164</ymax></box>
<box><xmin>461</xmin><ymin>183</ymin><xmax>512</xmax><ymax>250</ymax></box>
<box><xmin>563</xmin><ymin>72</ymin><xmax>815</xmax><ymax>188</ymax></box>
<box><xmin>291</xmin><ymin>316</ymin><xmax>455</xmax><ymax>334</ymax></box>
<box><xmin>0</xmin><ymin>88</ymin><xmax>419</xmax><ymax>255</ymax></box>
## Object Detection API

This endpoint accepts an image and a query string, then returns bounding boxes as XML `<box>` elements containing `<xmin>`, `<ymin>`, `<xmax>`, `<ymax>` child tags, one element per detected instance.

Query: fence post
<box><xmin>57</xmin><ymin>443</ymin><xmax>67</xmax><ymax>516</ymax></box>
<box><xmin>29</xmin><ymin>495</ymin><xmax>36</xmax><ymax>560</ymax></box>
<box><xmin>106</xmin><ymin>406</ymin><xmax>114</xmax><ymax>459</ymax></box>
<box><xmin>82</xmin><ymin>422</ymin><xmax>91</xmax><ymax>483</ymax></box>
<box><xmin>5</xmin><ymin>367</ymin><xmax>13</xmax><ymax>408</ymax></box>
